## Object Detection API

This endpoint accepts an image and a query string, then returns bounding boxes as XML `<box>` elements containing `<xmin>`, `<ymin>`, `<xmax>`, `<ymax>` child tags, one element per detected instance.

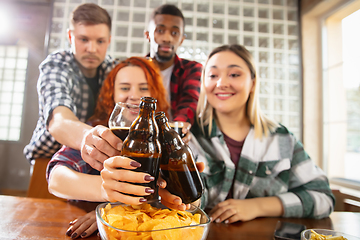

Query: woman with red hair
<box><xmin>45</xmin><ymin>57</ymin><xmax>191</xmax><ymax>239</ymax></box>
<box><xmin>89</xmin><ymin>57</ymin><xmax>170</xmax><ymax>127</ymax></box>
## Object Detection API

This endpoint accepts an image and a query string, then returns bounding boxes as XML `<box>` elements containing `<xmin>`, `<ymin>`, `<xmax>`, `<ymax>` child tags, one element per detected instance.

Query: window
<box><xmin>322</xmin><ymin>3</ymin><xmax>360</xmax><ymax>187</ymax></box>
<box><xmin>0</xmin><ymin>45</ymin><xmax>28</xmax><ymax>141</ymax></box>
<box><xmin>342</xmin><ymin>10</ymin><xmax>360</xmax><ymax>181</ymax></box>
<box><xmin>48</xmin><ymin>0</ymin><xmax>302</xmax><ymax>139</ymax></box>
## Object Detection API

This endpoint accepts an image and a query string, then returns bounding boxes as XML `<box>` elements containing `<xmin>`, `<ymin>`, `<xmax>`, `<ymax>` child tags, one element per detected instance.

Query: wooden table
<box><xmin>0</xmin><ymin>195</ymin><xmax>359</xmax><ymax>239</ymax></box>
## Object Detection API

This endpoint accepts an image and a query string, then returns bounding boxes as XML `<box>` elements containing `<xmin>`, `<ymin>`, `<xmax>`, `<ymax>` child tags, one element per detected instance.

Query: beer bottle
<box><xmin>155</xmin><ymin>112</ymin><xmax>204</xmax><ymax>204</ymax></box>
<box><xmin>121</xmin><ymin>97</ymin><xmax>161</xmax><ymax>202</ymax></box>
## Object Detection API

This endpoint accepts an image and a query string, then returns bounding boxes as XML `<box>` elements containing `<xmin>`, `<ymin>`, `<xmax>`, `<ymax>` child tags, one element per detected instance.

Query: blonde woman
<box><xmin>189</xmin><ymin>44</ymin><xmax>334</xmax><ymax>224</ymax></box>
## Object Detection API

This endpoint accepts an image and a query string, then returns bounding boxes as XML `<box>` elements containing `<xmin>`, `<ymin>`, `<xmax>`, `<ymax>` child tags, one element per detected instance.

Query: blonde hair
<box><xmin>196</xmin><ymin>44</ymin><xmax>278</xmax><ymax>138</ymax></box>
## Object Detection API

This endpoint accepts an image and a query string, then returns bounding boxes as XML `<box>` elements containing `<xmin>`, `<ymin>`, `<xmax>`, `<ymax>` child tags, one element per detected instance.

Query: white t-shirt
<box><xmin>161</xmin><ymin>64</ymin><xmax>175</xmax><ymax>119</ymax></box>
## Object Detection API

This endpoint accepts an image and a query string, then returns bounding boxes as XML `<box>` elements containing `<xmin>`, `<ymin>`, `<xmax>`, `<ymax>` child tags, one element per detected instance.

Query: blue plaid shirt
<box><xmin>24</xmin><ymin>49</ymin><xmax>116</xmax><ymax>162</ymax></box>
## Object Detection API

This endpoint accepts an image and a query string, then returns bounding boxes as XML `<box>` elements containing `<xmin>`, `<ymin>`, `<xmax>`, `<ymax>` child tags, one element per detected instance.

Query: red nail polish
<box><xmin>145</xmin><ymin>188</ymin><xmax>154</xmax><ymax>193</ymax></box>
<box><xmin>144</xmin><ymin>175</ymin><xmax>155</xmax><ymax>181</ymax></box>
<box><xmin>66</xmin><ymin>229</ymin><xmax>72</xmax><ymax>236</ymax></box>
<box><xmin>139</xmin><ymin>198</ymin><xmax>147</xmax><ymax>203</ymax></box>
<box><xmin>130</xmin><ymin>161</ymin><xmax>141</xmax><ymax>167</ymax></box>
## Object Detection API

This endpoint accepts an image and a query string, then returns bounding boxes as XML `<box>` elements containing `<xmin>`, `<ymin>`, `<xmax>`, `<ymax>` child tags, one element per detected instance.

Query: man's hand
<box><xmin>181</xmin><ymin>122</ymin><xmax>192</xmax><ymax>144</ymax></box>
<box><xmin>81</xmin><ymin>125</ymin><xmax>122</xmax><ymax>171</ymax></box>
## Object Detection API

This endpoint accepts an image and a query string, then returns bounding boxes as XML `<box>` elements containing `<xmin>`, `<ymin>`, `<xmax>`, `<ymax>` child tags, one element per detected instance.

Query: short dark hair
<box><xmin>151</xmin><ymin>4</ymin><xmax>185</xmax><ymax>28</ymax></box>
<box><xmin>70</xmin><ymin>3</ymin><xmax>112</xmax><ymax>31</ymax></box>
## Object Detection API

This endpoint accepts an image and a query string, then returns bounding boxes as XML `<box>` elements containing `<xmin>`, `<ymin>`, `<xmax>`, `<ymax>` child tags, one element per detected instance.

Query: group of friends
<box><xmin>23</xmin><ymin>3</ymin><xmax>335</xmax><ymax>239</ymax></box>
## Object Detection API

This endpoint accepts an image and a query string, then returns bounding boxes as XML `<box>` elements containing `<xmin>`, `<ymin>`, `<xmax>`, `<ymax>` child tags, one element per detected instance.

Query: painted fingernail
<box><xmin>69</xmin><ymin>219</ymin><xmax>77</xmax><ymax>225</ymax></box>
<box><xmin>139</xmin><ymin>198</ymin><xmax>147</xmax><ymax>203</ymax></box>
<box><xmin>215</xmin><ymin>218</ymin><xmax>221</xmax><ymax>223</ymax></box>
<box><xmin>81</xmin><ymin>232</ymin><xmax>87</xmax><ymax>238</ymax></box>
<box><xmin>71</xmin><ymin>232</ymin><xmax>77</xmax><ymax>239</ymax></box>
<box><xmin>145</xmin><ymin>188</ymin><xmax>154</xmax><ymax>193</ymax></box>
<box><xmin>144</xmin><ymin>175</ymin><xmax>154</xmax><ymax>181</ymax></box>
<box><xmin>210</xmin><ymin>217</ymin><xmax>213</xmax><ymax>222</ymax></box>
<box><xmin>66</xmin><ymin>228</ymin><xmax>72</xmax><ymax>236</ymax></box>
<box><xmin>225</xmin><ymin>220</ymin><xmax>229</xmax><ymax>224</ymax></box>
<box><xmin>130</xmin><ymin>161</ymin><xmax>141</xmax><ymax>167</ymax></box>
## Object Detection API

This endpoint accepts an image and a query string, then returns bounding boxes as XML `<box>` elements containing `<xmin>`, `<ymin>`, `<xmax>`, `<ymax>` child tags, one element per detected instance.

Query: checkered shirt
<box><xmin>46</xmin><ymin>145</ymin><xmax>99</xmax><ymax>182</ymax></box>
<box><xmin>170</xmin><ymin>55</ymin><xmax>202</xmax><ymax>125</ymax></box>
<box><xmin>23</xmin><ymin>49</ymin><xmax>116</xmax><ymax>163</ymax></box>
<box><xmin>189</xmin><ymin>121</ymin><xmax>335</xmax><ymax>219</ymax></box>
<box><xmin>146</xmin><ymin>54</ymin><xmax>202</xmax><ymax>125</ymax></box>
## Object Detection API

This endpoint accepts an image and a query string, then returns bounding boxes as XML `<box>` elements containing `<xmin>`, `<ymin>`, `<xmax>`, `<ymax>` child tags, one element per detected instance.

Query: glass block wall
<box><xmin>0</xmin><ymin>45</ymin><xmax>28</xmax><ymax>141</ymax></box>
<box><xmin>49</xmin><ymin>0</ymin><xmax>301</xmax><ymax>138</ymax></box>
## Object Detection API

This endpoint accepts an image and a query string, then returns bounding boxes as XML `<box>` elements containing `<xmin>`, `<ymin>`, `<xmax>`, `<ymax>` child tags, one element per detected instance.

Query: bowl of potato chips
<box><xmin>301</xmin><ymin>229</ymin><xmax>360</xmax><ymax>240</ymax></box>
<box><xmin>96</xmin><ymin>200</ymin><xmax>210</xmax><ymax>240</ymax></box>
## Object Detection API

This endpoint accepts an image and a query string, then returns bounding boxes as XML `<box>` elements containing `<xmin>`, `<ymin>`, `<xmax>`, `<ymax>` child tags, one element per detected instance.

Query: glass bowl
<box><xmin>301</xmin><ymin>229</ymin><xmax>360</xmax><ymax>240</ymax></box>
<box><xmin>96</xmin><ymin>201</ymin><xmax>210</xmax><ymax>240</ymax></box>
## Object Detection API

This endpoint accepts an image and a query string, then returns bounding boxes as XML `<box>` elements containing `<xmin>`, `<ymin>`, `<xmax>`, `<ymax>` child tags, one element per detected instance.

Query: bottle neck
<box><xmin>139</xmin><ymin>108</ymin><xmax>154</xmax><ymax>117</ymax></box>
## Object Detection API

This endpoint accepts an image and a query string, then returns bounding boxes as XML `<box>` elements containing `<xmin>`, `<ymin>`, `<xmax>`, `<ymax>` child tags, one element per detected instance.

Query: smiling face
<box><xmin>145</xmin><ymin>14</ymin><xmax>185</xmax><ymax>64</ymax></box>
<box><xmin>68</xmin><ymin>22</ymin><xmax>111</xmax><ymax>78</ymax></box>
<box><xmin>113</xmin><ymin>66</ymin><xmax>151</xmax><ymax>105</ymax></box>
<box><xmin>204</xmin><ymin>50</ymin><xmax>255</xmax><ymax>116</ymax></box>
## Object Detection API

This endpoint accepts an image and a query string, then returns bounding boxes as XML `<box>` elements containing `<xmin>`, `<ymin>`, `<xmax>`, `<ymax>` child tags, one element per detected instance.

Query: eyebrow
<box><xmin>209</xmin><ymin>64</ymin><xmax>243</xmax><ymax>69</ymax></box>
<box><xmin>156</xmin><ymin>24</ymin><xmax>181</xmax><ymax>30</ymax></box>
<box><xmin>118</xmin><ymin>82</ymin><xmax>148</xmax><ymax>85</ymax></box>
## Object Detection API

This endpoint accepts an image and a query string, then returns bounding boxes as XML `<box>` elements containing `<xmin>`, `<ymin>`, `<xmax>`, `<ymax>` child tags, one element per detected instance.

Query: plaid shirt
<box><xmin>149</xmin><ymin>54</ymin><xmax>202</xmax><ymax>125</ymax></box>
<box><xmin>23</xmin><ymin>49</ymin><xmax>115</xmax><ymax>162</ymax></box>
<box><xmin>46</xmin><ymin>146</ymin><xmax>98</xmax><ymax>182</ymax></box>
<box><xmin>189</xmin><ymin>121</ymin><xmax>335</xmax><ymax>219</ymax></box>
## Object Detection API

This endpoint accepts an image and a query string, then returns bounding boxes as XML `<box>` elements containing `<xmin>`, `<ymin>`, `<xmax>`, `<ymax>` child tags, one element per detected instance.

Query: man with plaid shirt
<box><xmin>145</xmin><ymin>4</ymin><xmax>202</xmax><ymax>129</ymax></box>
<box><xmin>24</xmin><ymin>3</ymin><xmax>120</xmax><ymax>170</ymax></box>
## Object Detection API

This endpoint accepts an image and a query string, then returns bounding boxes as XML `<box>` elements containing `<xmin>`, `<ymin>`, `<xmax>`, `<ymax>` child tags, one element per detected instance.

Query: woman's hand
<box><xmin>158</xmin><ymin>162</ymin><xmax>205</xmax><ymax>211</ymax></box>
<box><xmin>209</xmin><ymin>196</ymin><xmax>283</xmax><ymax>224</ymax></box>
<box><xmin>100</xmin><ymin>156</ymin><xmax>156</xmax><ymax>205</ymax></box>
<box><xmin>157</xmin><ymin>177</ymin><xmax>190</xmax><ymax>211</ymax></box>
<box><xmin>66</xmin><ymin>210</ymin><xmax>97</xmax><ymax>239</ymax></box>
<box><xmin>209</xmin><ymin>199</ymin><xmax>259</xmax><ymax>224</ymax></box>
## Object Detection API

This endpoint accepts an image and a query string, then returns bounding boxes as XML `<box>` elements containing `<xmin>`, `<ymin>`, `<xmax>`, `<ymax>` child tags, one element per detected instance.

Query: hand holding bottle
<box><xmin>158</xmin><ymin>161</ymin><xmax>205</xmax><ymax>210</ymax></box>
<box><xmin>100</xmin><ymin>155</ymin><xmax>156</xmax><ymax>205</ymax></box>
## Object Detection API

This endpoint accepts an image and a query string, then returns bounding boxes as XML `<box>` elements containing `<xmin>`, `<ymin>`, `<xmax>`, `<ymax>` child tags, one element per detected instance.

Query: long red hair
<box><xmin>88</xmin><ymin>57</ymin><xmax>170</xmax><ymax>126</ymax></box>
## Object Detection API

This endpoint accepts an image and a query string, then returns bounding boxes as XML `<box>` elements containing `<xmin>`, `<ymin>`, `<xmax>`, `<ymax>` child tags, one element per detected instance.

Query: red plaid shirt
<box><xmin>150</xmin><ymin>54</ymin><xmax>202</xmax><ymax>125</ymax></box>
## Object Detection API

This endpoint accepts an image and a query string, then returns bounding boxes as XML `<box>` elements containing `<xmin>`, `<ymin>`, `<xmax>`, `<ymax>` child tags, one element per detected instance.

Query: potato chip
<box><xmin>101</xmin><ymin>203</ymin><xmax>204</xmax><ymax>240</ymax></box>
<box><xmin>310</xmin><ymin>230</ymin><xmax>348</xmax><ymax>240</ymax></box>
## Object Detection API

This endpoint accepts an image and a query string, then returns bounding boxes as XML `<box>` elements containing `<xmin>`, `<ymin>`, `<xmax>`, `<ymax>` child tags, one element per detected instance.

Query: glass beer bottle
<box><xmin>155</xmin><ymin>112</ymin><xmax>204</xmax><ymax>204</ymax></box>
<box><xmin>121</xmin><ymin>97</ymin><xmax>161</xmax><ymax>202</ymax></box>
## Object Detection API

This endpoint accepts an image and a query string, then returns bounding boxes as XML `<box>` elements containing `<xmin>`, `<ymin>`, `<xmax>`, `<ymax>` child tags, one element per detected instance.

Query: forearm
<box><xmin>252</xmin><ymin>196</ymin><xmax>284</xmax><ymax>218</ymax></box>
<box><xmin>48</xmin><ymin>166</ymin><xmax>105</xmax><ymax>202</ymax></box>
<box><xmin>48</xmin><ymin>106</ymin><xmax>92</xmax><ymax>150</ymax></box>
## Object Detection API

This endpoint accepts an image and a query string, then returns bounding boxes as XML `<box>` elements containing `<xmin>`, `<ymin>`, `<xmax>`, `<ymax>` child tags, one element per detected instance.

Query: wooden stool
<box><xmin>27</xmin><ymin>158</ymin><xmax>64</xmax><ymax>200</ymax></box>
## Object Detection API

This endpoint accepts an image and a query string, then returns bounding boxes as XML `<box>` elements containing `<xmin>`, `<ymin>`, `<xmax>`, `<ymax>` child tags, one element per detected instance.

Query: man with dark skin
<box><xmin>145</xmin><ymin>4</ymin><xmax>202</xmax><ymax>130</ymax></box>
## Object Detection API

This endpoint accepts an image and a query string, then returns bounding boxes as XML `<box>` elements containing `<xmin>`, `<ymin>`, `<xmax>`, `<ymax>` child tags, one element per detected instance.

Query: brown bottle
<box><xmin>121</xmin><ymin>97</ymin><xmax>161</xmax><ymax>202</ymax></box>
<box><xmin>155</xmin><ymin>112</ymin><xmax>204</xmax><ymax>204</ymax></box>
